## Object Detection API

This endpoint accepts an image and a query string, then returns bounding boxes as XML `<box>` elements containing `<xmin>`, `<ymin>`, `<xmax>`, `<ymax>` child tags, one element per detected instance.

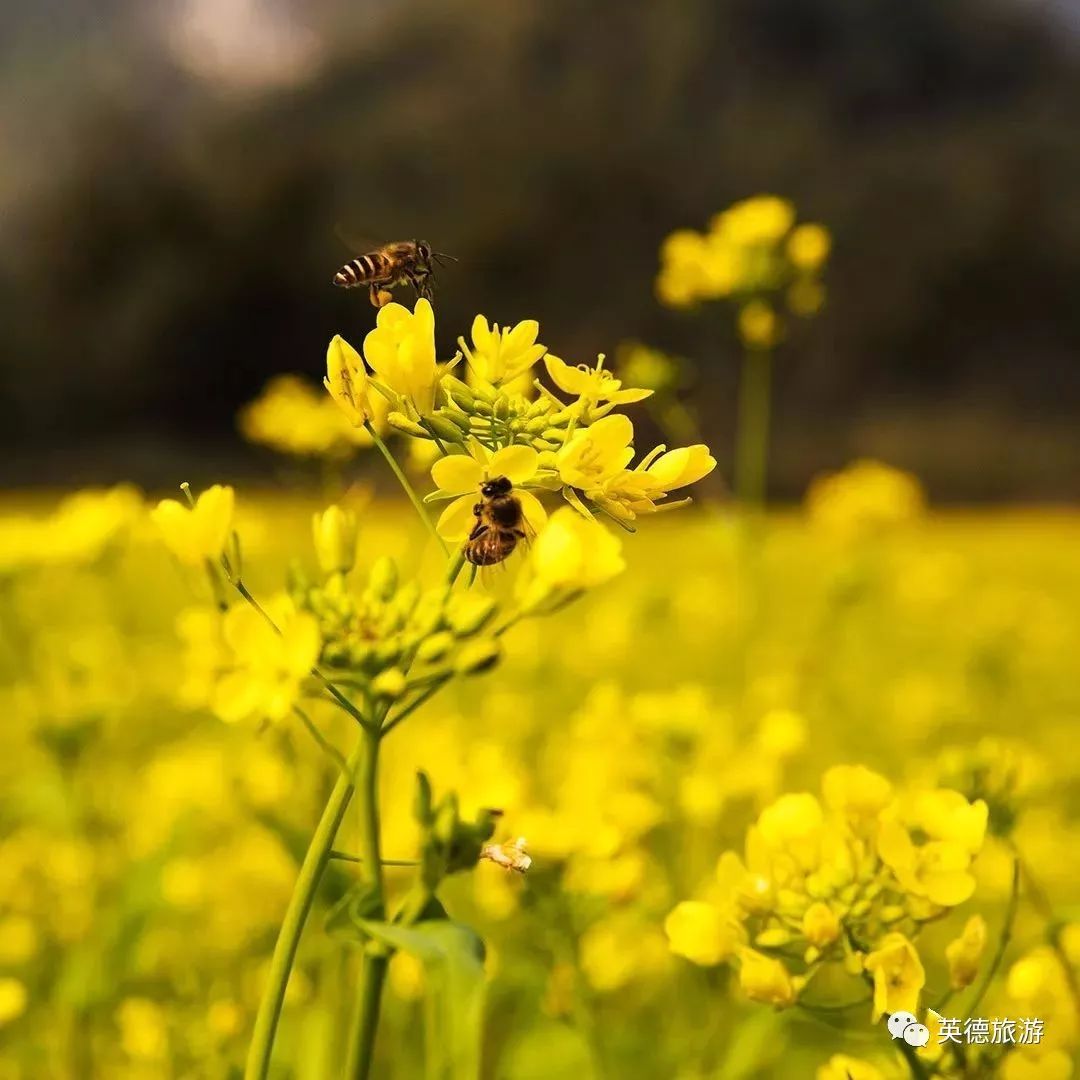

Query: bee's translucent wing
<box><xmin>333</xmin><ymin>223</ymin><xmax>388</xmax><ymax>254</ymax></box>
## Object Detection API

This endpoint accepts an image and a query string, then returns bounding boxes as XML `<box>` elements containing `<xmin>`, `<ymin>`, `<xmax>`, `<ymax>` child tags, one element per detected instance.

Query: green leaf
<box><xmin>359</xmin><ymin>919</ymin><xmax>486</xmax><ymax>1080</ymax></box>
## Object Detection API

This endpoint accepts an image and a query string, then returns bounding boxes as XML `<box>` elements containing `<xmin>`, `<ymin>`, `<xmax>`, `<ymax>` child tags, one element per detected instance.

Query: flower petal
<box><xmin>646</xmin><ymin>446</ymin><xmax>717</xmax><ymax>490</ymax></box>
<box><xmin>611</xmin><ymin>387</ymin><xmax>654</xmax><ymax>405</ymax></box>
<box><xmin>437</xmin><ymin>495</ymin><xmax>478</xmax><ymax>540</ymax></box>
<box><xmin>544</xmin><ymin>354</ymin><xmax>586</xmax><ymax>395</ymax></box>
<box><xmin>504</xmin><ymin>319</ymin><xmax>540</xmax><ymax>354</ymax></box>
<box><xmin>490</xmin><ymin>445</ymin><xmax>539</xmax><ymax>485</ymax></box>
<box><xmin>431</xmin><ymin>455</ymin><xmax>484</xmax><ymax>496</ymax></box>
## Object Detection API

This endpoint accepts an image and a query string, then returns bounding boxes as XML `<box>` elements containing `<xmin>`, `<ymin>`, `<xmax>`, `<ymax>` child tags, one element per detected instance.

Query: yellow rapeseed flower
<box><xmin>325</xmin><ymin>334</ymin><xmax>376</xmax><ymax>426</ymax></box>
<box><xmin>595</xmin><ymin>443</ymin><xmax>717</xmax><ymax>522</ymax></box>
<box><xmin>460</xmin><ymin>315</ymin><xmax>547</xmax><ymax>388</ymax></box>
<box><xmin>801</xmin><ymin>902</ymin><xmax>841</xmax><ymax>948</ymax></box>
<box><xmin>863</xmin><ymin>932</ymin><xmax>925</xmax><ymax>1020</ymax></box>
<box><xmin>519</xmin><ymin>507</ymin><xmax>625</xmax><ymax>608</ymax></box>
<box><xmin>213</xmin><ymin>596</ymin><xmax>320</xmax><ymax>724</ymax></box>
<box><xmin>557</xmin><ymin>415</ymin><xmax>715</xmax><ymax>522</ymax></box>
<box><xmin>544</xmin><ymin>353</ymin><xmax>652</xmax><ymax>409</ymax></box>
<box><xmin>556</xmin><ymin>414</ymin><xmax>636</xmax><ymax>491</ymax></box>
<box><xmin>151</xmin><ymin>484</ymin><xmax>235</xmax><ymax>567</ymax></box>
<box><xmin>736</xmin><ymin>946</ymin><xmax>799</xmax><ymax>1006</ymax></box>
<box><xmin>363</xmin><ymin>297</ymin><xmax>438</xmax><ymax>414</ymax></box>
<box><xmin>945</xmin><ymin>913</ymin><xmax>986</xmax><ymax>990</ymax></box>
<box><xmin>822</xmin><ymin>765</ymin><xmax>893</xmax><ymax>828</ymax></box>
<box><xmin>429</xmin><ymin>442</ymin><xmax>547</xmax><ymax>542</ymax></box>
<box><xmin>665</xmin><ymin>901</ymin><xmax>739</xmax><ymax>967</ymax></box>
<box><xmin>877</xmin><ymin>790</ymin><xmax>987</xmax><ymax>907</ymax></box>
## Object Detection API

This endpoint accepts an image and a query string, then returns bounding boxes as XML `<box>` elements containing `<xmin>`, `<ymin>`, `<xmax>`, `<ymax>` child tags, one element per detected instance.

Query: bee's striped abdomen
<box><xmin>332</xmin><ymin>253</ymin><xmax>384</xmax><ymax>288</ymax></box>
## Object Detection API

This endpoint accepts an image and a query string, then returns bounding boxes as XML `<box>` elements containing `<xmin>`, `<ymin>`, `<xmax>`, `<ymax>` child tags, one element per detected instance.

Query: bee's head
<box><xmin>416</xmin><ymin>240</ymin><xmax>432</xmax><ymax>263</ymax></box>
<box><xmin>481</xmin><ymin>475</ymin><xmax>513</xmax><ymax>498</ymax></box>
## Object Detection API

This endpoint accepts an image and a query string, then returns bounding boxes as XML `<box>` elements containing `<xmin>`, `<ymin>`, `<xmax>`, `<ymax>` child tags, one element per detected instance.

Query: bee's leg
<box><xmin>410</xmin><ymin>270</ymin><xmax>433</xmax><ymax>301</ymax></box>
<box><xmin>468</xmin><ymin>523</ymin><xmax>489</xmax><ymax>542</ymax></box>
<box><xmin>369</xmin><ymin>283</ymin><xmax>395</xmax><ymax>308</ymax></box>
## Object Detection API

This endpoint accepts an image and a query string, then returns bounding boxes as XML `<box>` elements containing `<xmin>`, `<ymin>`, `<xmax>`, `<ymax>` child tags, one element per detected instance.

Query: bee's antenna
<box><xmin>432</xmin><ymin>252</ymin><xmax>458</xmax><ymax>265</ymax></box>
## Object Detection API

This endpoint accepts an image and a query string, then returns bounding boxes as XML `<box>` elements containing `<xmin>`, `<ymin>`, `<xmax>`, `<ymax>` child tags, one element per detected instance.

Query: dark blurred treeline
<box><xmin>2</xmin><ymin>0</ymin><xmax>1079</xmax><ymax>499</ymax></box>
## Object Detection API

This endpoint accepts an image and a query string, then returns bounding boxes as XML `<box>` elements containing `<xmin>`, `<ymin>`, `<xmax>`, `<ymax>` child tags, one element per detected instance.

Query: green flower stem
<box><xmin>364</xmin><ymin>421</ymin><xmax>448</xmax><ymax>556</ymax></box>
<box><xmin>896</xmin><ymin>1037</ymin><xmax>930</xmax><ymax>1080</ymax></box>
<box><xmin>328</xmin><ymin>850</ymin><xmax>418</xmax><ymax>867</ymax></box>
<box><xmin>244</xmin><ymin>739</ymin><xmax>363</xmax><ymax>1080</ymax></box>
<box><xmin>734</xmin><ymin>347</ymin><xmax>772</xmax><ymax>510</ymax></box>
<box><xmin>446</xmin><ymin>544</ymin><xmax>467</xmax><ymax>586</ymax></box>
<box><xmin>965</xmin><ymin>854</ymin><xmax>1020</xmax><ymax>1019</ymax></box>
<box><xmin>344</xmin><ymin>727</ymin><xmax>387</xmax><ymax>1080</ymax></box>
<box><xmin>381</xmin><ymin>677</ymin><xmax>451</xmax><ymax>738</ymax></box>
<box><xmin>294</xmin><ymin>706</ymin><xmax>350</xmax><ymax>780</ymax></box>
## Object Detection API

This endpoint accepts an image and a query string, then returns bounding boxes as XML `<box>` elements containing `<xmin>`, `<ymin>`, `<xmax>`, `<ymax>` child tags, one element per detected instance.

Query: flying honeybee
<box><xmin>331</xmin><ymin>239</ymin><xmax>455</xmax><ymax>308</ymax></box>
<box><xmin>464</xmin><ymin>476</ymin><xmax>530</xmax><ymax>567</ymax></box>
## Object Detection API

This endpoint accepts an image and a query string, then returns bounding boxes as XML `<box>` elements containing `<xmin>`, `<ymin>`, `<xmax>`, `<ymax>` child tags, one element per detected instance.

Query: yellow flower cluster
<box><xmin>3</xmin><ymin>479</ymin><xmax>1079</xmax><ymax>1077</ymax></box>
<box><xmin>665</xmin><ymin>765</ymin><xmax>987</xmax><ymax>1018</ymax></box>
<box><xmin>154</xmin><ymin>479</ymin><xmax>629</xmax><ymax>730</ymax></box>
<box><xmin>325</xmin><ymin>299</ymin><xmax>716</xmax><ymax>541</ymax></box>
<box><xmin>656</xmin><ymin>195</ymin><xmax>831</xmax><ymax>346</ymax></box>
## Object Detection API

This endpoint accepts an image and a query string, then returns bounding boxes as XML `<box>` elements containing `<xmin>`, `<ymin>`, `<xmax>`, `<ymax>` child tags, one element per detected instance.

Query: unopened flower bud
<box><xmin>372</xmin><ymin>667</ymin><xmax>407</xmax><ymax>700</ymax></box>
<box><xmin>413</xmin><ymin>771</ymin><xmax>433</xmax><ymax>825</ymax></box>
<box><xmin>433</xmin><ymin>795</ymin><xmax>460</xmax><ymax>845</ymax></box>
<box><xmin>801</xmin><ymin>902</ymin><xmax>841</xmax><ymax>948</ymax></box>
<box><xmin>445</xmin><ymin>594</ymin><xmax>496</xmax><ymax>636</ymax></box>
<box><xmin>367</xmin><ymin>556</ymin><xmax>398</xmax><ymax>601</ymax></box>
<box><xmin>415</xmin><ymin>631</ymin><xmax>454</xmax><ymax>663</ymax></box>
<box><xmin>388</xmin><ymin>412</ymin><xmax>430</xmax><ymax>438</ymax></box>
<box><xmin>312</xmin><ymin>505</ymin><xmax>359</xmax><ymax>576</ymax></box>
<box><xmin>425</xmin><ymin>415</ymin><xmax>468</xmax><ymax>443</ymax></box>
<box><xmin>454</xmin><ymin>637</ymin><xmax>501</xmax><ymax>675</ymax></box>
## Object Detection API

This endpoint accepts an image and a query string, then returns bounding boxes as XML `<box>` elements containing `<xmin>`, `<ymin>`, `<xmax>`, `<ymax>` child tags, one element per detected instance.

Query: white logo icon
<box><xmin>903</xmin><ymin>1023</ymin><xmax>930</xmax><ymax>1048</ymax></box>
<box><xmin>887</xmin><ymin>1011</ymin><xmax>929</xmax><ymax>1046</ymax></box>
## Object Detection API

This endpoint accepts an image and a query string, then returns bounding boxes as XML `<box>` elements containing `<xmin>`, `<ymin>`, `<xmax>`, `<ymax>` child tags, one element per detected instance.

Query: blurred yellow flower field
<box><xmin>2</xmin><ymin>479</ymin><xmax>1079</xmax><ymax>1077</ymax></box>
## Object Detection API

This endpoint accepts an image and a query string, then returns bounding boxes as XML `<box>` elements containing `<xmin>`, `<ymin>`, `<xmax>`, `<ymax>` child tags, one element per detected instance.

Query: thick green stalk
<box><xmin>365</xmin><ymin>421</ymin><xmax>448</xmax><ymax>556</ymax></box>
<box><xmin>244</xmin><ymin>741</ymin><xmax>363</xmax><ymax>1080</ymax></box>
<box><xmin>734</xmin><ymin>347</ymin><xmax>772</xmax><ymax>510</ymax></box>
<box><xmin>344</xmin><ymin>729</ymin><xmax>388</xmax><ymax>1079</ymax></box>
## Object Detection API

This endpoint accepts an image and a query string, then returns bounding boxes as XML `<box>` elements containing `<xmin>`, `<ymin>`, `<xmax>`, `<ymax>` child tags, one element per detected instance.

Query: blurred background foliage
<box><xmin>2</xmin><ymin>0</ymin><xmax>1079</xmax><ymax>496</ymax></box>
